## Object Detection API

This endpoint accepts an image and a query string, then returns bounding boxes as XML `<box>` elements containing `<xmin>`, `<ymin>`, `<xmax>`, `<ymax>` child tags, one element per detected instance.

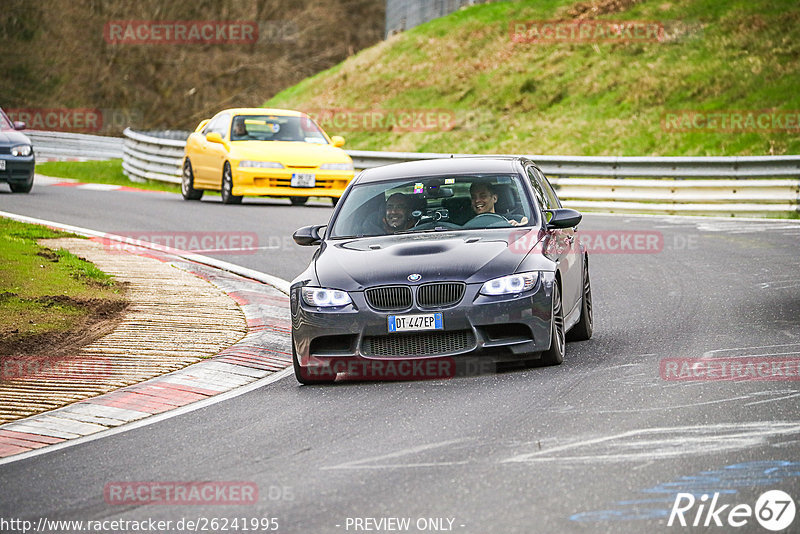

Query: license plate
<box><xmin>0</xmin><ymin>160</ymin><xmax>5</xmax><ymax>170</ymax></box>
<box><xmin>388</xmin><ymin>313</ymin><xmax>443</xmax><ymax>333</ymax></box>
<box><xmin>291</xmin><ymin>173</ymin><xmax>315</xmax><ymax>188</ymax></box>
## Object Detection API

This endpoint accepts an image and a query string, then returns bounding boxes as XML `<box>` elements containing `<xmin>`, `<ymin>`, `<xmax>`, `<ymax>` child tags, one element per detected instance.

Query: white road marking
<box><xmin>501</xmin><ymin>422</ymin><xmax>800</xmax><ymax>464</ymax></box>
<box><xmin>744</xmin><ymin>392</ymin><xmax>800</xmax><ymax>407</ymax></box>
<box><xmin>322</xmin><ymin>439</ymin><xmax>471</xmax><ymax>470</ymax></box>
<box><xmin>701</xmin><ymin>342</ymin><xmax>800</xmax><ymax>359</ymax></box>
<box><xmin>75</xmin><ymin>183</ymin><xmax>122</xmax><ymax>191</ymax></box>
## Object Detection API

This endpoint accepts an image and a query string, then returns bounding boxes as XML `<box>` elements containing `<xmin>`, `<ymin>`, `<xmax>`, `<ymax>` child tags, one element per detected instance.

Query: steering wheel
<box><xmin>462</xmin><ymin>213</ymin><xmax>511</xmax><ymax>229</ymax></box>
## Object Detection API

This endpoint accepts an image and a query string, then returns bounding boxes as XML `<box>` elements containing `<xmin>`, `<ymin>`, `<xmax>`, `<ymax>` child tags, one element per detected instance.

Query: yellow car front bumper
<box><xmin>232</xmin><ymin>168</ymin><xmax>353</xmax><ymax>198</ymax></box>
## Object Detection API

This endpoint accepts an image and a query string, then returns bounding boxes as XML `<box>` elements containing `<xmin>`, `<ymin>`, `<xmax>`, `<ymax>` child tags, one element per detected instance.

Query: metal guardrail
<box><xmin>345</xmin><ymin>150</ymin><xmax>800</xmax><ymax>216</ymax></box>
<box><xmin>26</xmin><ymin>130</ymin><xmax>124</xmax><ymax>161</ymax></box>
<box><xmin>31</xmin><ymin>129</ymin><xmax>800</xmax><ymax>217</ymax></box>
<box><xmin>122</xmin><ymin>129</ymin><xmax>188</xmax><ymax>184</ymax></box>
<box><xmin>347</xmin><ymin>150</ymin><xmax>800</xmax><ymax>179</ymax></box>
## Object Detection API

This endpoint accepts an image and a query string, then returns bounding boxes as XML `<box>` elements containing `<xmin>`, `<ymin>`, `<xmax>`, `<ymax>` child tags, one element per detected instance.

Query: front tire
<box><xmin>9</xmin><ymin>179</ymin><xmax>33</xmax><ymax>193</ymax></box>
<box><xmin>567</xmin><ymin>256</ymin><xmax>593</xmax><ymax>342</ymax></box>
<box><xmin>220</xmin><ymin>162</ymin><xmax>242</xmax><ymax>204</ymax></box>
<box><xmin>540</xmin><ymin>282</ymin><xmax>565</xmax><ymax>366</ymax></box>
<box><xmin>290</xmin><ymin>196</ymin><xmax>308</xmax><ymax>206</ymax></box>
<box><xmin>292</xmin><ymin>335</ymin><xmax>336</xmax><ymax>385</ymax></box>
<box><xmin>181</xmin><ymin>160</ymin><xmax>203</xmax><ymax>200</ymax></box>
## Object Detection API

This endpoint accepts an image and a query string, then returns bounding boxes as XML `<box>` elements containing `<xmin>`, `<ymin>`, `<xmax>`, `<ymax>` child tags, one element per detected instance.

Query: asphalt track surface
<box><xmin>1</xmin><ymin>181</ymin><xmax>799</xmax><ymax>534</ymax></box>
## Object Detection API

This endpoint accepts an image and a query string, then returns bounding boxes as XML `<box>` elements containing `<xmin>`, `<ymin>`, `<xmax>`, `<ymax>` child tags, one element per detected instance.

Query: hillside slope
<box><xmin>1</xmin><ymin>0</ymin><xmax>383</xmax><ymax>133</ymax></box>
<box><xmin>266</xmin><ymin>0</ymin><xmax>800</xmax><ymax>156</ymax></box>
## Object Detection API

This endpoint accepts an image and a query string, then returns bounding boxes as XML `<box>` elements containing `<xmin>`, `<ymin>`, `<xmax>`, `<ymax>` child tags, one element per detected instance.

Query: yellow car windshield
<box><xmin>230</xmin><ymin>115</ymin><xmax>328</xmax><ymax>143</ymax></box>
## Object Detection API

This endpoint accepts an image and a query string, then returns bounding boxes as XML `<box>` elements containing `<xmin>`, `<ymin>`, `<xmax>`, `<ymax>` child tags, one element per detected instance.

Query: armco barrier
<box><xmin>30</xmin><ymin>129</ymin><xmax>800</xmax><ymax>217</ymax></box>
<box><xmin>27</xmin><ymin>130</ymin><xmax>124</xmax><ymax>161</ymax></box>
<box><xmin>122</xmin><ymin>129</ymin><xmax>189</xmax><ymax>184</ymax></box>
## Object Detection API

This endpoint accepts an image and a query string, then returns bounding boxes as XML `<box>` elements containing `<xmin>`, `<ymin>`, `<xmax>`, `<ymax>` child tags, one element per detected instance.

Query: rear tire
<box><xmin>181</xmin><ymin>160</ymin><xmax>203</xmax><ymax>200</ymax></box>
<box><xmin>567</xmin><ymin>256</ymin><xmax>593</xmax><ymax>342</ymax></box>
<box><xmin>220</xmin><ymin>162</ymin><xmax>242</xmax><ymax>204</ymax></box>
<box><xmin>292</xmin><ymin>336</ymin><xmax>336</xmax><ymax>385</ymax></box>
<box><xmin>290</xmin><ymin>196</ymin><xmax>308</xmax><ymax>206</ymax></box>
<box><xmin>540</xmin><ymin>282</ymin><xmax>565</xmax><ymax>366</ymax></box>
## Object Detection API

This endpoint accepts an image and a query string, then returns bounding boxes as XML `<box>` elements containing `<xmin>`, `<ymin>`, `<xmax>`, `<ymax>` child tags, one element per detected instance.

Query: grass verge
<box><xmin>35</xmin><ymin>159</ymin><xmax>181</xmax><ymax>194</ymax></box>
<box><xmin>0</xmin><ymin>217</ymin><xmax>128</xmax><ymax>356</ymax></box>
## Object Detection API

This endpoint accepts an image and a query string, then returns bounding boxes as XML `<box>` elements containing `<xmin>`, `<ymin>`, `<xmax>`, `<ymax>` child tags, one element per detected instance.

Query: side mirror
<box><xmin>331</xmin><ymin>135</ymin><xmax>345</xmax><ymax>148</ymax></box>
<box><xmin>293</xmin><ymin>225</ymin><xmax>325</xmax><ymax>246</ymax></box>
<box><xmin>13</xmin><ymin>121</ymin><xmax>26</xmax><ymax>131</ymax></box>
<box><xmin>545</xmin><ymin>208</ymin><xmax>582</xmax><ymax>229</ymax></box>
<box><xmin>206</xmin><ymin>132</ymin><xmax>224</xmax><ymax>144</ymax></box>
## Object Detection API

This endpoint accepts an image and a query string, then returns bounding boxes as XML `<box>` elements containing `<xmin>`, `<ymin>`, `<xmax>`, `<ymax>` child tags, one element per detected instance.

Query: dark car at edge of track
<box><xmin>0</xmin><ymin>107</ymin><xmax>35</xmax><ymax>194</ymax></box>
<box><xmin>289</xmin><ymin>156</ymin><xmax>593</xmax><ymax>384</ymax></box>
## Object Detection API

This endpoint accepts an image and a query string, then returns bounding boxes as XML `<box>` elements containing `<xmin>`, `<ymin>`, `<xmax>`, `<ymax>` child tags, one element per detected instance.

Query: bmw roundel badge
<box><xmin>407</xmin><ymin>273</ymin><xmax>422</xmax><ymax>282</ymax></box>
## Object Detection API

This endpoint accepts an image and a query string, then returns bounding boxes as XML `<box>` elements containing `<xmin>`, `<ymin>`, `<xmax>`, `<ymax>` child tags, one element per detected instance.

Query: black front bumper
<box><xmin>291</xmin><ymin>273</ymin><xmax>557</xmax><ymax>379</ymax></box>
<box><xmin>0</xmin><ymin>155</ymin><xmax>35</xmax><ymax>186</ymax></box>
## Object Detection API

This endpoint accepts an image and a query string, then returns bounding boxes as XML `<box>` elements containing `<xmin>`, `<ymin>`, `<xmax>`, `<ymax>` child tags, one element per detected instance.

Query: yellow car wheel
<box><xmin>181</xmin><ymin>160</ymin><xmax>203</xmax><ymax>201</ymax></box>
<box><xmin>220</xmin><ymin>162</ymin><xmax>242</xmax><ymax>205</ymax></box>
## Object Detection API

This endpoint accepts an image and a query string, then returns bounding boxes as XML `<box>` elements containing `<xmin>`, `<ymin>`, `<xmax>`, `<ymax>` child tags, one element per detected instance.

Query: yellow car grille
<box><xmin>253</xmin><ymin>177</ymin><xmax>348</xmax><ymax>189</ymax></box>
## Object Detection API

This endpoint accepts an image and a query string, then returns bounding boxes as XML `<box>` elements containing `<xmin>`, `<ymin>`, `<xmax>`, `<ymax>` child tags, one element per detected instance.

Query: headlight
<box><xmin>480</xmin><ymin>272</ymin><xmax>538</xmax><ymax>296</ymax></box>
<box><xmin>11</xmin><ymin>145</ymin><xmax>32</xmax><ymax>157</ymax></box>
<box><xmin>301</xmin><ymin>287</ymin><xmax>352</xmax><ymax>307</ymax></box>
<box><xmin>238</xmin><ymin>161</ymin><xmax>284</xmax><ymax>168</ymax></box>
<box><xmin>319</xmin><ymin>162</ymin><xmax>353</xmax><ymax>171</ymax></box>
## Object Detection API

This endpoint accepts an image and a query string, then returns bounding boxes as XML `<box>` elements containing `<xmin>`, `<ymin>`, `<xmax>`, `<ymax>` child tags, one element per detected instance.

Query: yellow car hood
<box><xmin>230</xmin><ymin>141</ymin><xmax>351</xmax><ymax>166</ymax></box>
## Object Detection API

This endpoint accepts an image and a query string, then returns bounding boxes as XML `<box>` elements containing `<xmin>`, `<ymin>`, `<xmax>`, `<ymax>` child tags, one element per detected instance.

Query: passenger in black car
<box><xmin>362</xmin><ymin>192</ymin><xmax>417</xmax><ymax>235</ymax></box>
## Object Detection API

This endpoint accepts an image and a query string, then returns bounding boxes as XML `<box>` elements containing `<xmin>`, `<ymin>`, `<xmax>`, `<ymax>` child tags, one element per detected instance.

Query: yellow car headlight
<box><xmin>319</xmin><ymin>162</ymin><xmax>353</xmax><ymax>171</ymax></box>
<box><xmin>239</xmin><ymin>161</ymin><xmax>284</xmax><ymax>168</ymax></box>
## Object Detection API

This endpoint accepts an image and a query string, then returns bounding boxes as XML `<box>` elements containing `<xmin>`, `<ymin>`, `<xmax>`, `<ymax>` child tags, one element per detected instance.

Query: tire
<box><xmin>290</xmin><ymin>196</ymin><xmax>308</xmax><ymax>206</ymax></box>
<box><xmin>220</xmin><ymin>162</ymin><xmax>242</xmax><ymax>204</ymax></box>
<box><xmin>292</xmin><ymin>335</ymin><xmax>335</xmax><ymax>385</ymax></box>
<box><xmin>540</xmin><ymin>282</ymin><xmax>565</xmax><ymax>366</ymax></box>
<box><xmin>181</xmin><ymin>160</ymin><xmax>203</xmax><ymax>200</ymax></box>
<box><xmin>9</xmin><ymin>179</ymin><xmax>33</xmax><ymax>193</ymax></box>
<box><xmin>331</xmin><ymin>197</ymin><xmax>339</xmax><ymax>207</ymax></box>
<box><xmin>567</xmin><ymin>256</ymin><xmax>593</xmax><ymax>342</ymax></box>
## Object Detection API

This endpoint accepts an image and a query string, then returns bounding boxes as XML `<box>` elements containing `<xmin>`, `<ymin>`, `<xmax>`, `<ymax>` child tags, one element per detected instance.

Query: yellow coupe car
<box><xmin>181</xmin><ymin>108</ymin><xmax>354</xmax><ymax>205</ymax></box>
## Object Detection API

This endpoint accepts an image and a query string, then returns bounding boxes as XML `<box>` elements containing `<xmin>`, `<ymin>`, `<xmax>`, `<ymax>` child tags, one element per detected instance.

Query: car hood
<box><xmin>0</xmin><ymin>130</ymin><xmax>31</xmax><ymax>146</ymax></box>
<box><xmin>314</xmin><ymin>228</ymin><xmax>549</xmax><ymax>290</ymax></box>
<box><xmin>231</xmin><ymin>141</ymin><xmax>351</xmax><ymax>166</ymax></box>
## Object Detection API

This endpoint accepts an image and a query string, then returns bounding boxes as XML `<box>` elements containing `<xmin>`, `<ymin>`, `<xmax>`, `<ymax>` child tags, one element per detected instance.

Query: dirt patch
<box><xmin>0</xmin><ymin>295</ymin><xmax>129</xmax><ymax>360</ymax></box>
<box><xmin>562</xmin><ymin>0</ymin><xmax>643</xmax><ymax>19</ymax></box>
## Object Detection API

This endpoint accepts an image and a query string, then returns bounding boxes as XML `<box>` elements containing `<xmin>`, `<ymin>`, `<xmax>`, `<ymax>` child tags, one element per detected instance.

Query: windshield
<box><xmin>230</xmin><ymin>114</ymin><xmax>328</xmax><ymax>143</ymax></box>
<box><xmin>330</xmin><ymin>173</ymin><xmax>534</xmax><ymax>238</ymax></box>
<box><xmin>0</xmin><ymin>109</ymin><xmax>13</xmax><ymax>131</ymax></box>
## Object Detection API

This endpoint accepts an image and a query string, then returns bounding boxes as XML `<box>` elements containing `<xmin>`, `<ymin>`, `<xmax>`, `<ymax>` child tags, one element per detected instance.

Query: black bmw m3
<box><xmin>290</xmin><ymin>156</ymin><xmax>592</xmax><ymax>384</ymax></box>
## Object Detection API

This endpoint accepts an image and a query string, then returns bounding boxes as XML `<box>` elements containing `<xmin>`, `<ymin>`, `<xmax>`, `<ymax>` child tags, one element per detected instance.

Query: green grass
<box><xmin>0</xmin><ymin>217</ymin><xmax>125</xmax><ymax>347</ymax></box>
<box><xmin>265</xmin><ymin>0</ymin><xmax>800</xmax><ymax>156</ymax></box>
<box><xmin>36</xmin><ymin>159</ymin><xmax>181</xmax><ymax>193</ymax></box>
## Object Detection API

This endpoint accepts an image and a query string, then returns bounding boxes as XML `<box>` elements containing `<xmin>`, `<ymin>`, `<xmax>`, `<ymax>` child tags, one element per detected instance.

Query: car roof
<box><xmin>354</xmin><ymin>156</ymin><xmax>529</xmax><ymax>184</ymax></box>
<box><xmin>217</xmin><ymin>108</ymin><xmax>307</xmax><ymax>117</ymax></box>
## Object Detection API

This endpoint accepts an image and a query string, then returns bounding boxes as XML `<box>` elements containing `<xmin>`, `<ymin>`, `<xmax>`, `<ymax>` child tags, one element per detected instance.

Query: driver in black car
<box><xmin>469</xmin><ymin>182</ymin><xmax>528</xmax><ymax>226</ymax></box>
